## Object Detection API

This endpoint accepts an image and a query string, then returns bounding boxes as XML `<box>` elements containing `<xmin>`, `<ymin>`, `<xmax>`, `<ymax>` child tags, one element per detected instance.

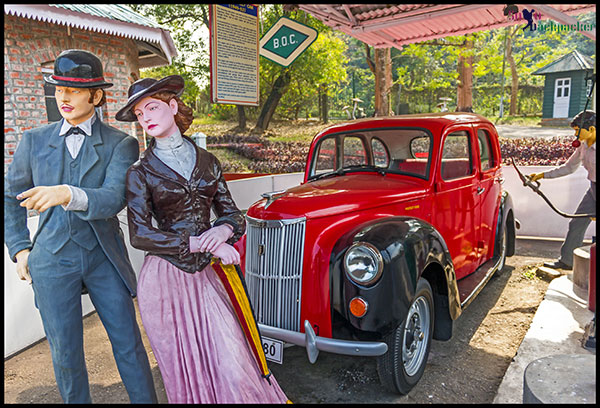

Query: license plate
<box><xmin>262</xmin><ymin>336</ymin><xmax>283</xmax><ymax>364</ymax></box>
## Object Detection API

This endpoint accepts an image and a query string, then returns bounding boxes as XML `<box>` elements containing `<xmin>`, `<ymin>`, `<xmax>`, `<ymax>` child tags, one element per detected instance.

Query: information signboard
<box><xmin>209</xmin><ymin>4</ymin><xmax>259</xmax><ymax>106</ymax></box>
<box><xmin>259</xmin><ymin>17</ymin><xmax>318</xmax><ymax>67</ymax></box>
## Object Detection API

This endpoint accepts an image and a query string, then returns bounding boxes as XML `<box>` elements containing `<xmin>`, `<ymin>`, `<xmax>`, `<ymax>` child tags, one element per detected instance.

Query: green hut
<box><xmin>532</xmin><ymin>50</ymin><xmax>594</xmax><ymax>127</ymax></box>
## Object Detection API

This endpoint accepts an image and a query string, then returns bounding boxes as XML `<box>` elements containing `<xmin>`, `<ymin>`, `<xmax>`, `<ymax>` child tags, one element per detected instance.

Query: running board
<box><xmin>457</xmin><ymin>255</ymin><xmax>502</xmax><ymax>310</ymax></box>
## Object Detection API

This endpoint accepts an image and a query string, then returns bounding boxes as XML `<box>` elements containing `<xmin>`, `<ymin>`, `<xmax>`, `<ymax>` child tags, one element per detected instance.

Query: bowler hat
<box><xmin>116</xmin><ymin>75</ymin><xmax>185</xmax><ymax>122</ymax></box>
<box><xmin>44</xmin><ymin>49</ymin><xmax>113</xmax><ymax>89</ymax></box>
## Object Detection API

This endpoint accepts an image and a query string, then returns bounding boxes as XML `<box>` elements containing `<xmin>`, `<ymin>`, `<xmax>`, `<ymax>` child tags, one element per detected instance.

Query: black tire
<box><xmin>496</xmin><ymin>222</ymin><xmax>508</xmax><ymax>273</ymax></box>
<box><xmin>376</xmin><ymin>278</ymin><xmax>434</xmax><ymax>394</ymax></box>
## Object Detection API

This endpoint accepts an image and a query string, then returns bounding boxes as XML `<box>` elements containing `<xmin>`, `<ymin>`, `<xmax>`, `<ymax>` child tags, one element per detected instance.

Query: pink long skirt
<box><xmin>137</xmin><ymin>255</ymin><xmax>289</xmax><ymax>404</ymax></box>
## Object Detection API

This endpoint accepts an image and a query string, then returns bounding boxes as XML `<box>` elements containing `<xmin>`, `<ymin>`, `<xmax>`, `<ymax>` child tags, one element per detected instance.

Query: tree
<box><xmin>128</xmin><ymin>4</ymin><xmax>209</xmax><ymax>114</ymax></box>
<box><xmin>365</xmin><ymin>46</ymin><xmax>393</xmax><ymax>116</ymax></box>
<box><xmin>456</xmin><ymin>37</ymin><xmax>474</xmax><ymax>112</ymax></box>
<box><xmin>252</xmin><ymin>7</ymin><xmax>347</xmax><ymax>134</ymax></box>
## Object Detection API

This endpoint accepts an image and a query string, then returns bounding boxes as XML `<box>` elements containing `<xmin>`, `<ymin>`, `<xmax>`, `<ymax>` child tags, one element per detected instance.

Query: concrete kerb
<box><xmin>493</xmin><ymin>273</ymin><xmax>596</xmax><ymax>404</ymax></box>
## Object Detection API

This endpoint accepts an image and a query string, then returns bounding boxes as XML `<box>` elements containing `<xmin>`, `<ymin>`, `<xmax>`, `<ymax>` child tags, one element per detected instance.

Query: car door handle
<box><xmin>496</xmin><ymin>177</ymin><xmax>505</xmax><ymax>184</ymax></box>
<box><xmin>477</xmin><ymin>186</ymin><xmax>485</xmax><ymax>195</ymax></box>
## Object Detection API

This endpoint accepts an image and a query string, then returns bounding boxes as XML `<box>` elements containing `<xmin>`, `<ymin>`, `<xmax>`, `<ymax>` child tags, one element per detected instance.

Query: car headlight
<box><xmin>344</xmin><ymin>242</ymin><xmax>383</xmax><ymax>286</ymax></box>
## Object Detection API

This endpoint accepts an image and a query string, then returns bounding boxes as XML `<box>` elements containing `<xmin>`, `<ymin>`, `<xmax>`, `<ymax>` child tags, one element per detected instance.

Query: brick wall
<box><xmin>4</xmin><ymin>14</ymin><xmax>145</xmax><ymax>174</ymax></box>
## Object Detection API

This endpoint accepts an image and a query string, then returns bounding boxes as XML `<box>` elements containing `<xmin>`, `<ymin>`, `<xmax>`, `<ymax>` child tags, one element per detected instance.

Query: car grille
<box><xmin>245</xmin><ymin>216</ymin><xmax>306</xmax><ymax>332</ymax></box>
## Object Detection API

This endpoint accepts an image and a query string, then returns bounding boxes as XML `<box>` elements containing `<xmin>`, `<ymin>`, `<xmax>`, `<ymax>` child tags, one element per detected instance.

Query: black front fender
<box><xmin>330</xmin><ymin>217</ymin><xmax>460</xmax><ymax>336</ymax></box>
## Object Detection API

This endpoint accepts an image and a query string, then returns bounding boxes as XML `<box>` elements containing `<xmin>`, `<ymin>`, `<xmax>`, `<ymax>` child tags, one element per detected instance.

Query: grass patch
<box><xmin>521</xmin><ymin>265</ymin><xmax>541</xmax><ymax>281</ymax></box>
<box><xmin>187</xmin><ymin>118</ymin><xmax>346</xmax><ymax>143</ymax></box>
<box><xmin>494</xmin><ymin>115</ymin><xmax>543</xmax><ymax>127</ymax></box>
<box><xmin>207</xmin><ymin>147</ymin><xmax>254</xmax><ymax>173</ymax></box>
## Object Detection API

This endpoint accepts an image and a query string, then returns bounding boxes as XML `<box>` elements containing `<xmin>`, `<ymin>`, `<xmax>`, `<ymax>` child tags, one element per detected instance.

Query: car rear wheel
<box><xmin>376</xmin><ymin>278</ymin><xmax>434</xmax><ymax>394</ymax></box>
<box><xmin>497</xmin><ymin>222</ymin><xmax>508</xmax><ymax>272</ymax></box>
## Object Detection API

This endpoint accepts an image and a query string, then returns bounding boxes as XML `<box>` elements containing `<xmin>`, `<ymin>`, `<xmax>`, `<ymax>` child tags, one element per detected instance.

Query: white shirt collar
<box><xmin>60</xmin><ymin>113</ymin><xmax>96</xmax><ymax>136</ymax></box>
<box><xmin>154</xmin><ymin>128</ymin><xmax>184</xmax><ymax>150</ymax></box>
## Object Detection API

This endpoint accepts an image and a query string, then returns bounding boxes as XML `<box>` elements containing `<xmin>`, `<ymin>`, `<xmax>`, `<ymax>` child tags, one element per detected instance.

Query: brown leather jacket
<box><xmin>126</xmin><ymin>136</ymin><xmax>245</xmax><ymax>274</ymax></box>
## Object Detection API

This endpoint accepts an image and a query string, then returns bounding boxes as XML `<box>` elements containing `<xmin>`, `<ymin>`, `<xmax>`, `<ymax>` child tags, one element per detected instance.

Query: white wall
<box><xmin>503</xmin><ymin>165</ymin><xmax>595</xmax><ymax>239</ymax></box>
<box><xmin>4</xmin><ymin>168</ymin><xmax>595</xmax><ymax>357</ymax></box>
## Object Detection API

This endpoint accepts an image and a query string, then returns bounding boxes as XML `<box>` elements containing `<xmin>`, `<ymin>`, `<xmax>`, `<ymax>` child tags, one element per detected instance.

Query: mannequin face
<box><xmin>573</xmin><ymin>125</ymin><xmax>596</xmax><ymax>147</ymax></box>
<box><xmin>55</xmin><ymin>86</ymin><xmax>100</xmax><ymax>125</ymax></box>
<box><xmin>133</xmin><ymin>96</ymin><xmax>179</xmax><ymax>139</ymax></box>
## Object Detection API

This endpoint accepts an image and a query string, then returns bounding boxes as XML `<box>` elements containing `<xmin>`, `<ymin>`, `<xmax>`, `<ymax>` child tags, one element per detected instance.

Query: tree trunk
<box><xmin>374</xmin><ymin>47</ymin><xmax>392</xmax><ymax>116</ymax></box>
<box><xmin>506</xmin><ymin>32</ymin><xmax>519</xmax><ymax>116</ymax></box>
<box><xmin>236</xmin><ymin>105</ymin><xmax>246</xmax><ymax>131</ymax></box>
<box><xmin>456</xmin><ymin>38</ymin><xmax>473</xmax><ymax>112</ymax></box>
<box><xmin>320</xmin><ymin>83</ymin><xmax>329</xmax><ymax>123</ymax></box>
<box><xmin>252</xmin><ymin>70</ymin><xmax>291</xmax><ymax>135</ymax></box>
<box><xmin>318</xmin><ymin>85</ymin><xmax>322</xmax><ymax>121</ymax></box>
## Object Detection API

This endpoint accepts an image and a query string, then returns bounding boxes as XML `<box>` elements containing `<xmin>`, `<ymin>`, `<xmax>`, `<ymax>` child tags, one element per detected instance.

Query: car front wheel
<box><xmin>376</xmin><ymin>278</ymin><xmax>434</xmax><ymax>394</ymax></box>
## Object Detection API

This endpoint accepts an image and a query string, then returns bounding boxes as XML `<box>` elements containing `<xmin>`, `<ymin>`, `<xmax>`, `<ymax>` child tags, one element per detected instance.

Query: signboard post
<box><xmin>259</xmin><ymin>17</ymin><xmax>318</xmax><ymax>67</ymax></box>
<box><xmin>209</xmin><ymin>4</ymin><xmax>259</xmax><ymax>106</ymax></box>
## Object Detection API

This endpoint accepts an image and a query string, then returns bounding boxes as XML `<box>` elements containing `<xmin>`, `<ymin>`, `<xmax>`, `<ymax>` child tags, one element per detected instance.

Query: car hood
<box><xmin>247</xmin><ymin>173</ymin><xmax>429</xmax><ymax>220</ymax></box>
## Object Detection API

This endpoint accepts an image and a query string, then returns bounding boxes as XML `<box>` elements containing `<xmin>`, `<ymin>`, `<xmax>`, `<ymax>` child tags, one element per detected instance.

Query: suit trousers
<box><xmin>559</xmin><ymin>181</ymin><xmax>596</xmax><ymax>266</ymax></box>
<box><xmin>28</xmin><ymin>239</ymin><xmax>157</xmax><ymax>403</ymax></box>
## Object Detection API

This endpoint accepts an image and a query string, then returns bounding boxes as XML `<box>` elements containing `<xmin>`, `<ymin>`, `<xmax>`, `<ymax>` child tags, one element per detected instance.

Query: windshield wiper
<box><xmin>309</xmin><ymin>168</ymin><xmax>345</xmax><ymax>182</ymax></box>
<box><xmin>309</xmin><ymin>165</ymin><xmax>387</xmax><ymax>182</ymax></box>
<box><xmin>342</xmin><ymin>164</ymin><xmax>387</xmax><ymax>176</ymax></box>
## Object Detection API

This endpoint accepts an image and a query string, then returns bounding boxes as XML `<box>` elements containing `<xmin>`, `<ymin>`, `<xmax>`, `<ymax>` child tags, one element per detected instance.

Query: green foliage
<box><xmin>127</xmin><ymin>4</ymin><xmax>594</xmax><ymax>122</ymax></box>
<box><xmin>139</xmin><ymin>62</ymin><xmax>200</xmax><ymax>111</ymax></box>
<box><xmin>386</xmin><ymin>11</ymin><xmax>595</xmax><ymax>116</ymax></box>
<box><xmin>128</xmin><ymin>4</ymin><xmax>209</xmax><ymax>109</ymax></box>
<box><xmin>257</xmin><ymin>6</ymin><xmax>348</xmax><ymax>121</ymax></box>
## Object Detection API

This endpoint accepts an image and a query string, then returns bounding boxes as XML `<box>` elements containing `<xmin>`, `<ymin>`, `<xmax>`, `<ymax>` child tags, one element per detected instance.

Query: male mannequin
<box><xmin>4</xmin><ymin>49</ymin><xmax>157</xmax><ymax>403</ymax></box>
<box><xmin>528</xmin><ymin>110</ymin><xmax>596</xmax><ymax>270</ymax></box>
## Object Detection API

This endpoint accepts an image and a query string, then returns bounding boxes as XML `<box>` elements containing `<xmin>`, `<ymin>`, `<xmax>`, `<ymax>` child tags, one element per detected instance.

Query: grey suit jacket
<box><xmin>4</xmin><ymin>119</ymin><xmax>140</xmax><ymax>295</ymax></box>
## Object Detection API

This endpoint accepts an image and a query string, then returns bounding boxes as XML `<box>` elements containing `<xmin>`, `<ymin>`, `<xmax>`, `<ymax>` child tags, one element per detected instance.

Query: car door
<box><xmin>474</xmin><ymin>125</ymin><xmax>502</xmax><ymax>264</ymax></box>
<box><xmin>432</xmin><ymin>126</ymin><xmax>480</xmax><ymax>280</ymax></box>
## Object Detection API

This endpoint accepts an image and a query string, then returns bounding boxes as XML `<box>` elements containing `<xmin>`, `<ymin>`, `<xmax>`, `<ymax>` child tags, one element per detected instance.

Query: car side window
<box><xmin>371</xmin><ymin>138</ymin><xmax>389</xmax><ymax>168</ymax></box>
<box><xmin>343</xmin><ymin>136</ymin><xmax>367</xmax><ymax>167</ymax></box>
<box><xmin>315</xmin><ymin>137</ymin><xmax>336</xmax><ymax>174</ymax></box>
<box><xmin>441</xmin><ymin>131</ymin><xmax>473</xmax><ymax>180</ymax></box>
<box><xmin>477</xmin><ymin>129</ymin><xmax>495</xmax><ymax>171</ymax></box>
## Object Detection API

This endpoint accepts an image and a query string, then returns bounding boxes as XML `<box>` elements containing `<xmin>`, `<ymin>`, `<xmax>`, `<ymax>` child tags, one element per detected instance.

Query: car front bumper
<box><xmin>259</xmin><ymin>320</ymin><xmax>388</xmax><ymax>363</ymax></box>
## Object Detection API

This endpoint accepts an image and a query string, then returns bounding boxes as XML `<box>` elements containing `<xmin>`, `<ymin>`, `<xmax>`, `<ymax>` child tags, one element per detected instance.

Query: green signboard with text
<box><xmin>259</xmin><ymin>17</ymin><xmax>318</xmax><ymax>67</ymax></box>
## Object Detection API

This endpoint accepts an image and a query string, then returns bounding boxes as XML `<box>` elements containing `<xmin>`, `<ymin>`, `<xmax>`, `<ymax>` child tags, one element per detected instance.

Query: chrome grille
<box><xmin>245</xmin><ymin>216</ymin><xmax>305</xmax><ymax>332</ymax></box>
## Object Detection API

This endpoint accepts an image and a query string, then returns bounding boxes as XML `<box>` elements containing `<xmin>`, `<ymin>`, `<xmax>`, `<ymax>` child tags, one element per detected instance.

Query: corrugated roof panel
<box><xmin>49</xmin><ymin>4</ymin><xmax>161</xmax><ymax>29</ymax></box>
<box><xmin>5</xmin><ymin>4</ymin><xmax>177</xmax><ymax>65</ymax></box>
<box><xmin>533</xmin><ymin>51</ymin><xmax>595</xmax><ymax>75</ymax></box>
<box><xmin>300</xmin><ymin>4</ymin><xmax>595</xmax><ymax>49</ymax></box>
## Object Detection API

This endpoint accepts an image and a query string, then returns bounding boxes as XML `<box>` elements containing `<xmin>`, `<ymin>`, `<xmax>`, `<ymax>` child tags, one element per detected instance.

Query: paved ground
<box><xmin>495</xmin><ymin>125</ymin><xmax>574</xmax><ymax>139</ymax></box>
<box><xmin>494</xmin><ymin>272</ymin><xmax>595</xmax><ymax>403</ymax></box>
<box><xmin>4</xmin><ymin>238</ymin><xmax>595</xmax><ymax>404</ymax></box>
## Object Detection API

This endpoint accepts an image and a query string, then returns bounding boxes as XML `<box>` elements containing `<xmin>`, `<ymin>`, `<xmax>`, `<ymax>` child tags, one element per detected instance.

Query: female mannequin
<box><xmin>117</xmin><ymin>76</ymin><xmax>289</xmax><ymax>403</ymax></box>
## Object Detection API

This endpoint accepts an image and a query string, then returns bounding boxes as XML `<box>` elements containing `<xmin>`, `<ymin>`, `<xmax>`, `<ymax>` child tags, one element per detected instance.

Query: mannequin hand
<box><xmin>17</xmin><ymin>185</ymin><xmax>72</xmax><ymax>212</ymax></box>
<box><xmin>527</xmin><ymin>173</ymin><xmax>544</xmax><ymax>182</ymax></box>
<box><xmin>15</xmin><ymin>249</ymin><xmax>31</xmax><ymax>284</ymax></box>
<box><xmin>212</xmin><ymin>243</ymin><xmax>240</xmax><ymax>265</ymax></box>
<box><xmin>192</xmin><ymin>224</ymin><xmax>234</xmax><ymax>253</ymax></box>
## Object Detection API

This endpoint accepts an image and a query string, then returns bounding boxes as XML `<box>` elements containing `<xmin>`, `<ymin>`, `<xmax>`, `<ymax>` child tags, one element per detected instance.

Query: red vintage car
<box><xmin>237</xmin><ymin>113</ymin><xmax>518</xmax><ymax>394</ymax></box>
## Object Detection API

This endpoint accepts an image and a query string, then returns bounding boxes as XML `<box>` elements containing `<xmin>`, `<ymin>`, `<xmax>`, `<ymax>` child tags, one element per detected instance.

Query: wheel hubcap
<box><xmin>402</xmin><ymin>296</ymin><xmax>431</xmax><ymax>376</ymax></box>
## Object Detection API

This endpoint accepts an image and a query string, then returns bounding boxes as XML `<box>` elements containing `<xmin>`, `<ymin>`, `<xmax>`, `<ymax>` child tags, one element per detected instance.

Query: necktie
<box><xmin>65</xmin><ymin>126</ymin><xmax>84</xmax><ymax>136</ymax></box>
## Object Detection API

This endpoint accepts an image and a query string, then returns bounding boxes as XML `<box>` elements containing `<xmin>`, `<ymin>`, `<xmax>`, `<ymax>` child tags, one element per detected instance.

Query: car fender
<box><xmin>330</xmin><ymin>216</ymin><xmax>461</xmax><ymax>336</ymax></box>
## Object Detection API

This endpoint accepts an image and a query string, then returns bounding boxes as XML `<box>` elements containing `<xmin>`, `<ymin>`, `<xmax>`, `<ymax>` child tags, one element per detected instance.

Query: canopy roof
<box><xmin>294</xmin><ymin>4</ymin><xmax>596</xmax><ymax>49</ymax></box>
<box><xmin>4</xmin><ymin>4</ymin><xmax>178</xmax><ymax>68</ymax></box>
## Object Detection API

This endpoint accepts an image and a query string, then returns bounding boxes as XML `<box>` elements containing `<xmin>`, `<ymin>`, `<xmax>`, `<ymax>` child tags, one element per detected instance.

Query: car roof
<box><xmin>315</xmin><ymin>112</ymin><xmax>494</xmax><ymax>138</ymax></box>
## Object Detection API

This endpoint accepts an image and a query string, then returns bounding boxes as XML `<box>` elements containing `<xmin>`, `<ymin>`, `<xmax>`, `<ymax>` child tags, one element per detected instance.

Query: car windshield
<box><xmin>308</xmin><ymin>128</ymin><xmax>432</xmax><ymax>181</ymax></box>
